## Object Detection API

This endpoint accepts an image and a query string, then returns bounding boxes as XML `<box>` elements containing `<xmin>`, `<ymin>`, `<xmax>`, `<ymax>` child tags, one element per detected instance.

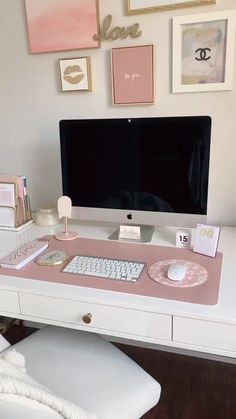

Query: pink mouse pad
<box><xmin>0</xmin><ymin>236</ymin><xmax>223</xmax><ymax>305</ymax></box>
<box><xmin>148</xmin><ymin>259</ymin><xmax>208</xmax><ymax>288</ymax></box>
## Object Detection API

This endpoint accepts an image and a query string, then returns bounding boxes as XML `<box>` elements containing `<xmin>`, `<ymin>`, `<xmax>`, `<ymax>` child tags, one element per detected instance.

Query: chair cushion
<box><xmin>11</xmin><ymin>326</ymin><xmax>161</xmax><ymax>419</ymax></box>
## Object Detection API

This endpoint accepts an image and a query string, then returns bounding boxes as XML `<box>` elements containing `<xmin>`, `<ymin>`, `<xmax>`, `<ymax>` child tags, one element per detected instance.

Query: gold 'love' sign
<box><xmin>94</xmin><ymin>15</ymin><xmax>142</xmax><ymax>41</ymax></box>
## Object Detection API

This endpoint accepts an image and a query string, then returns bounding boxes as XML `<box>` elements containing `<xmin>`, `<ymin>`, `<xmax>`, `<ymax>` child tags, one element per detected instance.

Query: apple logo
<box><xmin>127</xmin><ymin>212</ymin><xmax>132</xmax><ymax>220</ymax></box>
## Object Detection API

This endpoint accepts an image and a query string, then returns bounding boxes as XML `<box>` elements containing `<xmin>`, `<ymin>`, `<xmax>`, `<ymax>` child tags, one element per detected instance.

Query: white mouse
<box><xmin>167</xmin><ymin>263</ymin><xmax>187</xmax><ymax>281</ymax></box>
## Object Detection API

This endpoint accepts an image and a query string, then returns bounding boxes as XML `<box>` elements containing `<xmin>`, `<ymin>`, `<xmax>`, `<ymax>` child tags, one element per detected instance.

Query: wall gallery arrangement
<box><xmin>24</xmin><ymin>0</ymin><xmax>235</xmax><ymax>102</ymax></box>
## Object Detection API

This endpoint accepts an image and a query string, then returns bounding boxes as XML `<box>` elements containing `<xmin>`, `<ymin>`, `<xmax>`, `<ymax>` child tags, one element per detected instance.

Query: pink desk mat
<box><xmin>0</xmin><ymin>236</ymin><xmax>223</xmax><ymax>305</ymax></box>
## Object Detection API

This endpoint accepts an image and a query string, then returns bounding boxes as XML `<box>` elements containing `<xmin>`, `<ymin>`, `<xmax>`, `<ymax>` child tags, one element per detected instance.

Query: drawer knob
<box><xmin>82</xmin><ymin>313</ymin><xmax>93</xmax><ymax>324</ymax></box>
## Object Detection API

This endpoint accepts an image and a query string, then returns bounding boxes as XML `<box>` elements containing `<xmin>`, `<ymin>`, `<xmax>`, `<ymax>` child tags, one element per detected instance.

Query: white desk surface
<box><xmin>0</xmin><ymin>221</ymin><xmax>236</xmax><ymax>325</ymax></box>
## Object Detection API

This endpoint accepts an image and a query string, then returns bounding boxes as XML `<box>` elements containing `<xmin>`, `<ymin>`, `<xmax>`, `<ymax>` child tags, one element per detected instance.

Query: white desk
<box><xmin>0</xmin><ymin>221</ymin><xmax>236</xmax><ymax>358</ymax></box>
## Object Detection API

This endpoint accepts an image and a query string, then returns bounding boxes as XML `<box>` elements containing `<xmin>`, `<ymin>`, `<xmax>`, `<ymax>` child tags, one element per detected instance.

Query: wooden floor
<box><xmin>115</xmin><ymin>343</ymin><xmax>236</xmax><ymax>419</ymax></box>
<box><xmin>5</xmin><ymin>325</ymin><xmax>236</xmax><ymax>419</ymax></box>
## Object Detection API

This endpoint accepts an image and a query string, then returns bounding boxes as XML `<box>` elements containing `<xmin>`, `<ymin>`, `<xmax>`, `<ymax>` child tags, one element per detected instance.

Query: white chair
<box><xmin>0</xmin><ymin>326</ymin><xmax>161</xmax><ymax>418</ymax></box>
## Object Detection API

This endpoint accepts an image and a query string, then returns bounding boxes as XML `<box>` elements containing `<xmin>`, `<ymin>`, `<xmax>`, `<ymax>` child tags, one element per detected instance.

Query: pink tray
<box><xmin>0</xmin><ymin>236</ymin><xmax>223</xmax><ymax>305</ymax></box>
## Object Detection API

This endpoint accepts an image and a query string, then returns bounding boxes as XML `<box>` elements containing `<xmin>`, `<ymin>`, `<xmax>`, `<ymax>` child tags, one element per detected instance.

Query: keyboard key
<box><xmin>83</xmin><ymin>271</ymin><xmax>110</xmax><ymax>278</ymax></box>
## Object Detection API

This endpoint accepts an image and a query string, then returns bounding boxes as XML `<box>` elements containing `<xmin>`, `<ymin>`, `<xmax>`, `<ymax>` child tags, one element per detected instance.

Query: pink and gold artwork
<box><xmin>25</xmin><ymin>0</ymin><xmax>100</xmax><ymax>53</ymax></box>
<box><xmin>59</xmin><ymin>57</ymin><xmax>92</xmax><ymax>92</ymax></box>
<box><xmin>112</xmin><ymin>45</ymin><xmax>154</xmax><ymax>105</ymax></box>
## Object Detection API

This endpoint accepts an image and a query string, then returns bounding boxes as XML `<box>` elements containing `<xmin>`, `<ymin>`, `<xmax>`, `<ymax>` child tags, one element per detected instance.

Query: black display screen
<box><xmin>59</xmin><ymin>116</ymin><xmax>211</xmax><ymax>215</ymax></box>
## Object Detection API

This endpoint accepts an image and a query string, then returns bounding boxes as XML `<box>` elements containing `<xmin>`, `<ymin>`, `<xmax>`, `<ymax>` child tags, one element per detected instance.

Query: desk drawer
<box><xmin>20</xmin><ymin>293</ymin><xmax>171</xmax><ymax>341</ymax></box>
<box><xmin>0</xmin><ymin>290</ymin><xmax>20</xmax><ymax>314</ymax></box>
<box><xmin>173</xmin><ymin>317</ymin><xmax>236</xmax><ymax>352</ymax></box>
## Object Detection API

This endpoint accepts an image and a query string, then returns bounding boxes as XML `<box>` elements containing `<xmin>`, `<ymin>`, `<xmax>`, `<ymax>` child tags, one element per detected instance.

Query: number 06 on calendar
<box><xmin>193</xmin><ymin>224</ymin><xmax>221</xmax><ymax>257</ymax></box>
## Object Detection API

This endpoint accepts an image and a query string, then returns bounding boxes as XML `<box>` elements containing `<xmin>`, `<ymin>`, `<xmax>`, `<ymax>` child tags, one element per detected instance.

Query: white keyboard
<box><xmin>63</xmin><ymin>255</ymin><xmax>146</xmax><ymax>283</ymax></box>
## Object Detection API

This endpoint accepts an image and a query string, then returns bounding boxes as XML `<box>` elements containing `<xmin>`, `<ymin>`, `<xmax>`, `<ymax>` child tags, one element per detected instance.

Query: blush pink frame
<box><xmin>111</xmin><ymin>45</ymin><xmax>154</xmax><ymax>105</ymax></box>
<box><xmin>25</xmin><ymin>0</ymin><xmax>100</xmax><ymax>53</ymax></box>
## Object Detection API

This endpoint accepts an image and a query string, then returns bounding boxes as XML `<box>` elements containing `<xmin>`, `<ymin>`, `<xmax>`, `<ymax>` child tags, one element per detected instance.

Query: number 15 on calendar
<box><xmin>193</xmin><ymin>224</ymin><xmax>221</xmax><ymax>257</ymax></box>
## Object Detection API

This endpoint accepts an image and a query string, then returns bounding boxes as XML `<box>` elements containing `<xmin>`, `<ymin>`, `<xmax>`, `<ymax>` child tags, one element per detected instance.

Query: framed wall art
<box><xmin>127</xmin><ymin>0</ymin><xmax>215</xmax><ymax>15</ymax></box>
<box><xmin>59</xmin><ymin>57</ymin><xmax>92</xmax><ymax>92</ymax></box>
<box><xmin>111</xmin><ymin>45</ymin><xmax>154</xmax><ymax>105</ymax></box>
<box><xmin>172</xmin><ymin>11</ymin><xmax>235</xmax><ymax>93</ymax></box>
<box><xmin>25</xmin><ymin>0</ymin><xmax>100</xmax><ymax>53</ymax></box>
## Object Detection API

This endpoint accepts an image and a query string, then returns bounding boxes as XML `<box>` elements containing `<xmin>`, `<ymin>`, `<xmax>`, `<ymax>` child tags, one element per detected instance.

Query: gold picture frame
<box><xmin>127</xmin><ymin>0</ymin><xmax>216</xmax><ymax>15</ymax></box>
<box><xmin>59</xmin><ymin>57</ymin><xmax>92</xmax><ymax>92</ymax></box>
<box><xmin>111</xmin><ymin>45</ymin><xmax>155</xmax><ymax>105</ymax></box>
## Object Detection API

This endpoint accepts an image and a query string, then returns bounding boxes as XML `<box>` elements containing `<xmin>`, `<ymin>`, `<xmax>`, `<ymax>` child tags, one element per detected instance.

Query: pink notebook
<box><xmin>0</xmin><ymin>239</ymin><xmax>48</xmax><ymax>270</ymax></box>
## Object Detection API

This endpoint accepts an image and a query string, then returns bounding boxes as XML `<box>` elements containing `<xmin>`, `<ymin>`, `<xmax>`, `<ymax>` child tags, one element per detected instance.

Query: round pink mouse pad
<box><xmin>148</xmin><ymin>259</ymin><xmax>208</xmax><ymax>288</ymax></box>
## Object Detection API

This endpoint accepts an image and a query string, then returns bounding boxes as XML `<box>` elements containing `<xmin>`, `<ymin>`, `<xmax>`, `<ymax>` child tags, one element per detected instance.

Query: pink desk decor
<box><xmin>148</xmin><ymin>259</ymin><xmax>208</xmax><ymax>288</ymax></box>
<box><xmin>112</xmin><ymin>45</ymin><xmax>154</xmax><ymax>105</ymax></box>
<box><xmin>0</xmin><ymin>236</ymin><xmax>223</xmax><ymax>305</ymax></box>
<box><xmin>55</xmin><ymin>196</ymin><xmax>79</xmax><ymax>241</ymax></box>
<box><xmin>24</xmin><ymin>0</ymin><xmax>100</xmax><ymax>53</ymax></box>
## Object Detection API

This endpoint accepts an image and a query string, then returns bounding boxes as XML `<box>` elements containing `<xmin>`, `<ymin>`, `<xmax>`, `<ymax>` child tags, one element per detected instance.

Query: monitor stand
<box><xmin>108</xmin><ymin>225</ymin><xmax>154</xmax><ymax>243</ymax></box>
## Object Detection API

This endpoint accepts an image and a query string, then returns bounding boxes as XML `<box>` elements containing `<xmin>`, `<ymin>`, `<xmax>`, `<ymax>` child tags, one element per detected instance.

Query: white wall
<box><xmin>0</xmin><ymin>0</ymin><xmax>236</xmax><ymax>226</ymax></box>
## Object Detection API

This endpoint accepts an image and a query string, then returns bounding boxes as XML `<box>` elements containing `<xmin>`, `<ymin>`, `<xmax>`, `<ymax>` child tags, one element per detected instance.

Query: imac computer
<box><xmin>59</xmin><ymin>116</ymin><xmax>211</xmax><ymax>241</ymax></box>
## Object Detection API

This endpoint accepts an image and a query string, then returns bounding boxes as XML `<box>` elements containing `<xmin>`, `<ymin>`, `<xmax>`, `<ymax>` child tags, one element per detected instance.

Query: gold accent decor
<box><xmin>59</xmin><ymin>57</ymin><xmax>92</xmax><ymax>92</ymax></box>
<box><xmin>82</xmin><ymin>313</ymin><xmax>93</xmax><ymax>324</ymax></box>
<box><xmin>94</xmin><ymin>14</ymin><xmax>142</xmax><ymax>41</ymax></box>
<box><xmin>63</xmin><ymin>65</ymin><xmax>84</xmax><ymax>85</ymax></box>
<box><xmin>127</xmin><ymin>0</ymin><xmax>216</xmax><ymax>15</ymax></box>
<box><xmin>36</xmin><ymin>250</ymin><xmax>69</xmax><ymax>266</ymax></box>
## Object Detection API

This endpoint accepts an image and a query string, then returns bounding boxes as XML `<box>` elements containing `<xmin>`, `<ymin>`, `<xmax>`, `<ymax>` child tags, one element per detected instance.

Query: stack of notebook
<box><xmin>0</xmin><ymin>175</ymin><xmax>32</xmax><ymax>229</ymax></box>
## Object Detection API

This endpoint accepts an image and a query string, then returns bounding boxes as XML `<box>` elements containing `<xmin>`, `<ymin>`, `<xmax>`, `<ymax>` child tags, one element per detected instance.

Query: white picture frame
<box><xmin>127</xmin><ymin>0</ymin><xmax>215</xmax><ymax>15</ymax></box>
<box><xmin>59</xmin><ymin>57</ymin><xmax>92</xmax><ymax>92</ymax></box>
<box><xmin>172</xmin><ymin>11</ymin><xmax>235</xmax><ymax>93</ymax></box>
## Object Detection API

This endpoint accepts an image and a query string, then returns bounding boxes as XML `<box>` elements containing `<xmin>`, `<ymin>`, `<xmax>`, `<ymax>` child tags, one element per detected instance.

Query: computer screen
<box><xmin>59</xmin><ymin>116</ymin><xmax>211</xmax><ymax>234</ymax></box>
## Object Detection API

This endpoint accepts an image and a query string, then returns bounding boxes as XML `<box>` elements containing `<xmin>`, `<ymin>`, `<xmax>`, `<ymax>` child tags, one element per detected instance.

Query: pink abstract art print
<box><xmin>25</xmin><ymin>0</ymin><xmax>100</xmax><ymax>53</ymax></box>
<box><xmin>112</xmin><ymin>45</ymin><xmax>154</xmax><ymax>105</ymax></box>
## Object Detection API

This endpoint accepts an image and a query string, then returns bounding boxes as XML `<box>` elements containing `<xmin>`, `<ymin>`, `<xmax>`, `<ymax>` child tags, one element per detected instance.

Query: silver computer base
<box><xmin>108</xmin><ymin>225</ymin><xmax>154</xmax><ymax>243</ymax></box>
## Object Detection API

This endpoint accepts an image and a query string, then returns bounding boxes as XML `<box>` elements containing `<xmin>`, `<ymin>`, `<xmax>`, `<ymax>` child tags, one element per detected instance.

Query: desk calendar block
<box><xmin>193</xmin><ymin>224</ymin><xmax>221</xmax><ymax>257</ymax></box>
<box><xmin>176</xmin><ymin>229</ymin><xmax>192</xmax><ymax>249</ymax></box>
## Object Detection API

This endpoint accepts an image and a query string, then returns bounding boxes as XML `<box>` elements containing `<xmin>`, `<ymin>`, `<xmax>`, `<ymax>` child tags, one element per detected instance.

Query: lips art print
<box><xmin>59</xmin><ymin>57</ymin><xmax>92</xmax><ymax>92</ymax></box>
